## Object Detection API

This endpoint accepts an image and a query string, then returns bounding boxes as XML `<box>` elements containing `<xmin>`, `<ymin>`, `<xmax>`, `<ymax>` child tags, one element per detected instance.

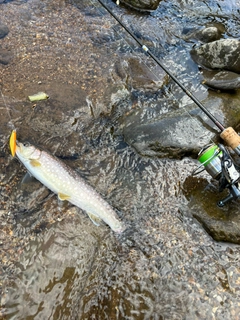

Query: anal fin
<box><xmin>87</xmin><ymin>212</ymin><xmax>103</xmax><ymax>227</ymax></box>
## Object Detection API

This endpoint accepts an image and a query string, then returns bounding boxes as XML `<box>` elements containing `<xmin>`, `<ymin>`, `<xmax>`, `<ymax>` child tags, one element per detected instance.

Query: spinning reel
<box><xmin>192</xmin><ymin>127</ymin><xmax>240</xmax><ymax>206</ymax></box>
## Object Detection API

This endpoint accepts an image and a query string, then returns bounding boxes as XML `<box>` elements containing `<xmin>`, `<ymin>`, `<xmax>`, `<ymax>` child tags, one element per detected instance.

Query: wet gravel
<box><xmin>1</xmin><ymin>0</ymin><xmax>240</xmax><ymax>319</ymax></box>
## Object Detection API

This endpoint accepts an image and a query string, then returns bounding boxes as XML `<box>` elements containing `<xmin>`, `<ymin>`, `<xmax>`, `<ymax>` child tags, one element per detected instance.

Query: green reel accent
<box><xmin>198</xmin><ymin>144</ymin><xmax>222</xmax><ymax>166</ymax></box>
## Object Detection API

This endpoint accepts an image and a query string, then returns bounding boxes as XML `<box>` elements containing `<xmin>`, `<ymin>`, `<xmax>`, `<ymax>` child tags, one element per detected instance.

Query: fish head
<box><xmin>16</xmin><ymin>141</ymin><xmax>41</xmax><ymax>161</ymax></box>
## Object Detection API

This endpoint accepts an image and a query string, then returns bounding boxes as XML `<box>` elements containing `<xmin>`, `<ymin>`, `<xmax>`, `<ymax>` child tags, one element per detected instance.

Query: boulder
<box><xmin>190</xmin><ymin>39</ymin><xmax>240</xmax><ymax>73</ymax></box>
<box><xmin>113</xmin><ymin>57</ymin><xmax>168</xmax><ymax>92</ymax></box>
<box><xmin>183</xmin><ymin>25</ymin><xmax>224</xmax><ymax>43</ymax></box>
<box><xmin>121</xmin><ymin>98</ymin><xmax>221</xmax><ymax>159</ymax></box>
<box><xmin>198</xmin><ymin>27</ymin><xmax>221</xmax><ymax>43</ymax></box>
<box><xmin>201</xmin><ymin>70</ymin><xmax>240</xmax><ymax>90</ymax></box>
<box><xmin>117</xmin><ymin>0</ymin><xmax>161</xmax><ymax>11</ymax></box>
<box><xmin>182</xmin><ymin>176</ymin><xmax>240</xmax><ymax>244</ymax></box>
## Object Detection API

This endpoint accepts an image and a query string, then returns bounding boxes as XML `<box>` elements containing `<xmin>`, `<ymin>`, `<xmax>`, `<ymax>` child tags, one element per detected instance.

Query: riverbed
<box><xmin>1</xmin><ymin>0</ymin><xmax>240</xmax><ymax>319</ymax></box>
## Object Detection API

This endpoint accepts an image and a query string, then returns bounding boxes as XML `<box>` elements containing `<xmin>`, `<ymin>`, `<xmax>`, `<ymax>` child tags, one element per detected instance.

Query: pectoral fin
<box><xmin>21</xmin><ymin>172</ymin><xmax>35</xmax><ymax>184</ymax></box>
<box><xmin>30</xmin><ymin>159</ymin><xmax>41</xmax><ymax>167</ymax></box>
<box><xmin>58</xmin><ymin>193</ymin><xmax>71</xmax><ymax>201</ymax></box>
<box><xmin>87</xmin><ymin>212</ymin><xmax>102</xmax><ymax>227</ymax></box>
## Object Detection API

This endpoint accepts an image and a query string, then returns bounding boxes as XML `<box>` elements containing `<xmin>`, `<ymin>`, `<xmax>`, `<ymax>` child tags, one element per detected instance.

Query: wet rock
<box><xmin>201</xmin><ymin>70</ymin><xmax>240</xmax><ymax>90</ymax></box>
<box><xmin>0</xmin><ymin>47</ymin><xmax>13</xmax><ymax>64</ymax></box>
<box><xmin>184</xmin><ymin>25</ymin><xmax>223</xmax><ymax>43</ymax></box>
<box><xmin>183</xmin><ymin>176</ymin><xmax>240</xmax><ymax>244</ymax></box>
<box><xmin>190</xmin><ymin>39</ymin><xmax>240</xmax><ymax>73</ymax></box>
<box><xmin>113</xmin><ymin>56</ymin><xmax>168</xmax><ymax>92</ymax></box>
<box><xmin>199</xmin><ymin>27</ymin><xmax>221</xmax><ymax>43</ymax></box>
<box><xmin>121</xmin><ymin>98</ymin><xmax>220</xmax><ymax>159</ymax></box>
<box><xmin>117</xmin><ymin>0</ymin><xmax>161</xmax><ymax>11</ymax></box>
<box><xmin>0</xmin><ymin>23</ymin><xmax>9</xmax><ymax>38</ymax></box>
<box><xmin>195</xmin><ymin>212</ymin><xmax>240</xmax><ymax>244</ymax></box>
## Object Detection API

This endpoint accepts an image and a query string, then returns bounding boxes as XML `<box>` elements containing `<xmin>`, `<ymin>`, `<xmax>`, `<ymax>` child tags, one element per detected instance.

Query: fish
<box><xmin>12</xmin><ymin>136</ymin><xmax>125</xmax><ymax>233</ymax></box>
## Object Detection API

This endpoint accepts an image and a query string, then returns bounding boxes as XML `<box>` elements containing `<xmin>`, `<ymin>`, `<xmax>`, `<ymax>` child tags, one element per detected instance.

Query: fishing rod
<box><xmin>97</xmin><ymin>0</ymin><xmax>240</xmax><ymax>206</ymax></box>
<box><xmin>98</xmin><ymin>0</ymin><xmax>225</xmax><ymax>129</ymax></box>
<box><xmin>97</xmin><ymin>0</ymin><xmax>240</xmax><ymax>153</ymax></box>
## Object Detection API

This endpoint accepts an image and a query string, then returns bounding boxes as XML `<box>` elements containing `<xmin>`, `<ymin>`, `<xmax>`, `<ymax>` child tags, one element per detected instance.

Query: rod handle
<box><xmin>220</xmin><ymin>127</ymin><xmax>240</xmax><ymax>155</ymax></box>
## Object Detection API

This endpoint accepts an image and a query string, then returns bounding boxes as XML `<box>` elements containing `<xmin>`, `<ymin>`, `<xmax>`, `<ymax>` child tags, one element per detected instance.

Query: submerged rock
<box><xmin>201</xmin><ymin>70</ymin><xmax>240</xmax><ymax>90</ymax></box>
<box><xmin>121</xmin><ymin>98</ymin><xmax>221</xmax><ymax>159</ymax></box>
<box><xmin>117</xmin><ymin>0</ymin><xmax>161</xmax><ymax>11</ymax></box>
<box><xmin>190</xmin><ymin>39</ymin><xmax>240</xmax><ymax>73</ymax></box>
<box><xmin>0</xmin><ymin>47</ymin><xmax>13</xmax><ymax>64</ymax></box>
<box><xmin>113</xmin><ymin>57</ymin><xmax>168</xmax><ymax>92</ymax></box>
<box><xmin>198</xmin><ymin>27</ymin><xmax>221</xmax><ymax>43</ymax></box>
<box><xmin>184</xmin><ymin>25</ymin><xmax>224</xmax><ymax>43</ymax></box>
<box><xmin>0</xmin><ymin>23</ymin><xmax>9</xmax><ymax>39</ymax></box>
<box><xmin>183</xmin><ymin>176</ymin><xmax>240</xmax><ymax>244</ymax></box>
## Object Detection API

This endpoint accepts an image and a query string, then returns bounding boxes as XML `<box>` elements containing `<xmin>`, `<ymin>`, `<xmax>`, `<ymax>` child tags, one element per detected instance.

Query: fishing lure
<box><xmin>9</xmin><ymin>129</ymin><xmax>17</xmax><ymax>157</ymax></box>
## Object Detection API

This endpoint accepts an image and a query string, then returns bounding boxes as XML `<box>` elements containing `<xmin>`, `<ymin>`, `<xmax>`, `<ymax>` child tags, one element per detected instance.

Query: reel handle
<box><xmin>220</xmin><ymin>127</ymin><xmax>240</xmax><ymax>156</ymax></box>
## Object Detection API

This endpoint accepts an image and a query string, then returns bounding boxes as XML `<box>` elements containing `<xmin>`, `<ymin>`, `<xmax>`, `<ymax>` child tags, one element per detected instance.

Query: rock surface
<box><xmin>190</xmin><ymin>39</ymin><xmax>240</xmax><ymax>73</ymax></box>
<box><xmin>201</xmin><ymin>70</ymin><xmax>240</xmax><ymax>90</ymax></box>
<box><xmin>121</xmin><ymin>98</ymin><xmax>221</xmax><ymax>159</ymax></box>
<box><xmin>0</xmin><ymin>47</ymin><xmax>13</xmax><ymax>64</ymax></box>
<box><xmin>113</xmin><ymin>56</ymin><xmax>168</xmax><ymax>92</ymax></box>
<box><xmin>117</xmin><ymin>0</ymin><xmax>161</xmax><ymax>11</ymax></box>
<box><xmin>0</xmin><ymin>23</ymin><xmax>9</xmax><ymax>39</ymax></box>
<box><xmin>183</xmin><ymin>176</ymin><xmax>240</xmax><ymax>244</ymax></box>
<box><xmin>184</xmin><ymin>25</ymin><xmax>224</xmax><ymax>43</ymax></box>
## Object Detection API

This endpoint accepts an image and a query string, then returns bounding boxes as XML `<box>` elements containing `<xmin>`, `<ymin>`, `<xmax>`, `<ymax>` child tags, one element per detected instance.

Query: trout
<box><xmin>15</xmin><ymin>141</ymin><xmax>125</xmax><ymax>233</ymax></box>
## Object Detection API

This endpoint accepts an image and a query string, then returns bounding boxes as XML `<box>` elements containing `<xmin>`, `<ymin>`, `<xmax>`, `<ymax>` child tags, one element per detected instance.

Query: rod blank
<box><xmin>97</xmin><ymin>0</ymin><xmax>225</xmax><ymax>132</ymax></box>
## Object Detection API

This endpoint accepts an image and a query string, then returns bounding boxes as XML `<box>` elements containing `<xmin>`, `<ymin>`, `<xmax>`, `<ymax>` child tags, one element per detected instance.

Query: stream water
<box><xmin>1</xmin><ymin>0</ymin><xmax>240</xmax><ymax>319</ymax></box>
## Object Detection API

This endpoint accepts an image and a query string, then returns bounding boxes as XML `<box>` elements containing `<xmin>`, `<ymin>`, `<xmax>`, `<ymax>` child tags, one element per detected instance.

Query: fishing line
<box><xmin>0</xmin><ymin>86</ymin><xmax>15</xmax><ymax>130</ymax></box>
<box><xmin>89</xmin><ymin>1</ymin><xmax>240</xmax><ymax>206</ymax></box>
<box><xmin>89</xmin><ymin>0</ymin><xmax>219</xmax><ymax>148</ymax></box>
<box><xmin>91</xmin><ymin>0</ymin><xmax>226</xmax><ymax>134</ymax></box>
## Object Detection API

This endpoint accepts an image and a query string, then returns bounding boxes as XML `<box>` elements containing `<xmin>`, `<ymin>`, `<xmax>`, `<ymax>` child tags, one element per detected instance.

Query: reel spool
<box><xmin>193</xmin><ymin>144</ymin><xmax>222</xmax><ymax>179</ymax></box>
<box><xmin>192</xmin><ymin>143</ymin><xmax>240</xmax><ymax>207</ymax></box>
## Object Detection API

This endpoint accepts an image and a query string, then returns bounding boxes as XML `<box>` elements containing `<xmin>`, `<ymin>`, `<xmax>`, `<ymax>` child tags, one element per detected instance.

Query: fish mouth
<box><xmin>16</xmin><ymin>141</ymin><xmax>23</xmax><ymax>151</ymax></box>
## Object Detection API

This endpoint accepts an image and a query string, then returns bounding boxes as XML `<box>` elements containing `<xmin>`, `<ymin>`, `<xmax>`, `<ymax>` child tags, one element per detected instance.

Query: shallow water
<box><xmin>1</xmin><ymin>0</ymin><xmax>240</xmax><ymax>319</ymax></box>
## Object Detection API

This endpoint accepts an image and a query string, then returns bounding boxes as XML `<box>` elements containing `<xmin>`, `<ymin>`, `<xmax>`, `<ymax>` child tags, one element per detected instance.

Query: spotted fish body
<box><xmin>15</xmin><ymin>142</ymin><xmax>125</xmax><ymax>233</ymax></box>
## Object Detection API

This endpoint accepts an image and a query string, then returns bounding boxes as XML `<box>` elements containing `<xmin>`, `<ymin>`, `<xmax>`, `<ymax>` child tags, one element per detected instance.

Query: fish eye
<box><xmin>23</xmin><ymin>142</ymin><xmax>30</xmax><ymax>147</ymax></box>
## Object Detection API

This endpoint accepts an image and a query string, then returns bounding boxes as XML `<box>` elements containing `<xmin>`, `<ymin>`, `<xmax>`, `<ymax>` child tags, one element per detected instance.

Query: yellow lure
<box><xmin>9</xmin><ymin>129</ymin><xmax>17</xmax><ymax>157</ymax></box>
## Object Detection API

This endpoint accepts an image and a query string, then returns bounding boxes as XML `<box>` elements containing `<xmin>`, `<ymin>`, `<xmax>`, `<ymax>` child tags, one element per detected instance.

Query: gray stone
<box><xmin>113</xmin><ymin>57</ymin><xmax>168</xmax><ymax>92</ymax></box>
<box><xmin>200</xmin><ymin>27</ymin><xmax>221</xmax><ymax>43</ymax></box>
<box><xmin>0</xmin><ymin>48</ymin><xmax>13</xmax><ymax>64</ymax></box>
<box><xmin>190</xmin><ymin>39</ymin><xmax>240</xmax><ymax>73</ymax></box>
<box><xmin>0</xmin><ymin>23</ymin><xmax>9</xmax><ymax>39</ymax></box>
<box><xmin>201</xmin><ymin>70</ymin><xmax>240</xmax><ymax>90</ymax></box>
<box><xmin>117</xmin><ymin>0</ymin><xmax>161</xmax><ymax>11</ymax></box>
<box><xmin>182</xmin><ymin>176</ymin><xmax>240</xmax><ymax>244</ymax></box>
<box><xmin>184</xmin><ymin>26</ymin><xmax>223</xmax><ymax>43</ymax></box>
<box><xmin>122</xmin><ymin>98</ymin><xmax>220</xmax><ymax>159</ymax></box>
